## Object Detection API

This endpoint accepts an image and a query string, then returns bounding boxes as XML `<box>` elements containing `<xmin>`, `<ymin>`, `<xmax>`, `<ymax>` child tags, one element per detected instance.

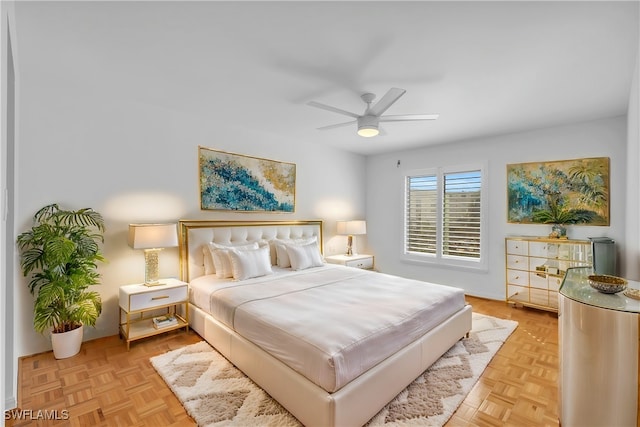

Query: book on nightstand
<box><xmin>152</xmin><ymin>315</ymin><xmax>178</xmax><ymax>329</ymax></box>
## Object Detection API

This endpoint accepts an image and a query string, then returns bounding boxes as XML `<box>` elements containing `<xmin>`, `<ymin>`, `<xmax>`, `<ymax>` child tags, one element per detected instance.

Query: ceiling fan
<box><xmin>307</xmin><ymin>88</ymin><xmax>439</xmax><ymax>137</ymax></box>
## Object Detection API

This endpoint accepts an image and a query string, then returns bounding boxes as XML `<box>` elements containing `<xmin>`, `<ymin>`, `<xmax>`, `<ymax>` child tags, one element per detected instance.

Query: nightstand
<box><xmin>119</xmin><ymin>278</ymin><xmax>189</xmax><ymax>350</ymax></box>
<box><xmin>325</xmin><ymin>254</ymin><xmax>374</xmax><ymax>270</ymax></box>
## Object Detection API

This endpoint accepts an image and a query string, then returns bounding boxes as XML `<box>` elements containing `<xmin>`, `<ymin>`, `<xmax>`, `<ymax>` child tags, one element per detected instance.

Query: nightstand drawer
<box><xmin>122</xmin><ymin>285</ymin><xmax>187</xmax><ymax>312</ymax></box>
<box><xmin>344</xmin><ymin>257</ymin><xmax>374</xmax><ymax>269</ymax></box>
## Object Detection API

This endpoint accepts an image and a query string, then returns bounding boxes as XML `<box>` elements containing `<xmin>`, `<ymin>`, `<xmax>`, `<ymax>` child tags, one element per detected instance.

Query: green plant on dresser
<box><xmin>16</xmin><ymin>203</ymin><xmax>105</xmax><ymax>358</ymax></box>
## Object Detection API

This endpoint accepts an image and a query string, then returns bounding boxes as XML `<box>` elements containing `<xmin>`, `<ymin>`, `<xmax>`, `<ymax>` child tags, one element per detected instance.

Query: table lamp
<box><xmin>128</xmin><ymin>223</ymin><xmax>178</xmax><ymax>286</ymax></box>
<box><xmin>336</xmin><ymin>220</ymin><xmax>367</xmax><ymax>256</ymax></box>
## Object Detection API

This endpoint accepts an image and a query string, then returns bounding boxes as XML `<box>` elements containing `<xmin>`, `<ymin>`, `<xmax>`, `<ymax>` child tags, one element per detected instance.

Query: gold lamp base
<box><xmin>346</xmin><ymin>235</ymin><xmax>354</xmax><ymax>256</ymax></box>
<box><xmin>144</xmin><ymin>248</ymin><xmax>163</xmax><ymax>286</ymax></box>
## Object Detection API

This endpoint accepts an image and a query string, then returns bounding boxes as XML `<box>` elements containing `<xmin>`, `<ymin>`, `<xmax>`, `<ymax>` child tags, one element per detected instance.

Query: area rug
<box><xmin>150</xmin><ymin>313</ymin><xmax>517</xmax><ymax>426</ymax></box>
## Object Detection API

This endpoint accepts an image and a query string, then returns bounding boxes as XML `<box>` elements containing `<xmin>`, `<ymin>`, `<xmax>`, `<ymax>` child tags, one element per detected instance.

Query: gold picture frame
<box><xmin>199</xmin><ymin>146</ymin><xmax>296</xmax><ymax>212</ymax></box>
<box><xmin>507</xmin><ymin>157</ymin><xmax>609</xmax><ymax>225</ymax></box>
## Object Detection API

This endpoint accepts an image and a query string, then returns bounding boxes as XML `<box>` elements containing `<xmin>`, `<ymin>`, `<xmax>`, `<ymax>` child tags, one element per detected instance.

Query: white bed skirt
<box><xmin>188</xmin><ymin>302</ymin><xmax>472</xmax><ymax>427</ymax></box>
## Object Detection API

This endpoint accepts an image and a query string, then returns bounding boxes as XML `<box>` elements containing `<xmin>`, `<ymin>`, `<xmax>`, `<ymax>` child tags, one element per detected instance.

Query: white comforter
<box><xmin>189</xmin><ymin>264</ymin><xmax>466</xmax><ymax>392</ymax></box>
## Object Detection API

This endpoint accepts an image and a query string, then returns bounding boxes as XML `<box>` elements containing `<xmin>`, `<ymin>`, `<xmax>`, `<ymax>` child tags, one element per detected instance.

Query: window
<box><xmin>404</xmin><ymin>165</ymin><xmax>485</xmax><ymax>268</ymax></box>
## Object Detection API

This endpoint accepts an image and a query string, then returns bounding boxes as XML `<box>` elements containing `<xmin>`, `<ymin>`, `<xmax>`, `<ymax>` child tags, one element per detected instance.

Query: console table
<box><xmin>558</xmin><ymin>267</ymin><xmax>640</xmax><ymax>426</ymax></box>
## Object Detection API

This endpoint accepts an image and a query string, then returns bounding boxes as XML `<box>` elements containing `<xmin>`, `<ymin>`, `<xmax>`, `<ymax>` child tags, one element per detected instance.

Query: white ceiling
<box><xmin>12</xmin><ymin>1</ymin><xmax>640</xmax><ymax>155</ymax></box>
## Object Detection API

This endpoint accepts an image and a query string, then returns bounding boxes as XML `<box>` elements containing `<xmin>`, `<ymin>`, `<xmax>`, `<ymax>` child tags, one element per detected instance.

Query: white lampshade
<box><xmin>336</xmin><ymin>220</ymin><xmax>367</xmax><ymax>236</ymax></box>
<box><xmin>128</xmin><ymin>223</ymin><xmax>178</xmax><ymax>249</ymax></box>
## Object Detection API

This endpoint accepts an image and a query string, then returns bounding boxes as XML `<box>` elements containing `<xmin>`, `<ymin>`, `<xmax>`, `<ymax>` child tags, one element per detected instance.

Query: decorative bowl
<box><xmin>588</xmin><ymin>274</ymin><xmax>628</xmax><ymax>294</ymax></box>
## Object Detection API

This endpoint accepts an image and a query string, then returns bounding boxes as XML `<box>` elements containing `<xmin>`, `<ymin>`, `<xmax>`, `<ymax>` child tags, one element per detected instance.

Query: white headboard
<box><xmin>178</xmin><ymin>220</ymin><xmax>323</xmax><ymax>282</ymax></box>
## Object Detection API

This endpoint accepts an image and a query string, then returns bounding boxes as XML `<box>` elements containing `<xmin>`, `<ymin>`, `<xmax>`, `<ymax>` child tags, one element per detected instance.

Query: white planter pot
<box><xmin>51</xmin><ymin>325</ymin><xmax>83</xmax><ymax>359</ymax></box>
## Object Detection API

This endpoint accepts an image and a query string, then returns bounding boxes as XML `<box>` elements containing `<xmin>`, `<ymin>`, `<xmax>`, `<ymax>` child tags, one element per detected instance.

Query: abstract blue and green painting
<box><xmin>199</xmin><ymin>147</ymin><xmax>295</xmax><ymax>212</ymax></box>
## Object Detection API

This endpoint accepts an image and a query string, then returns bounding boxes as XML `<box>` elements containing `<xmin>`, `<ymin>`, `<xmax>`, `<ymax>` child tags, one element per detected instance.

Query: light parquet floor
<box><xmin>9</xmin><ymin>296</ymin><xmax>559</xmax><ymax>427</ymax></box>
<box><xmin>447</xmin><ymin>296</ymin><xmax>559</xmax><ymax>427</ymax></box>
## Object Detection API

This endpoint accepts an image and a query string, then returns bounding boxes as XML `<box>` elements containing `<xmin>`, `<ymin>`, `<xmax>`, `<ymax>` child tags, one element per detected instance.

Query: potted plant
<box><xmin>16</xmin><ymin>204</ymin><xmax>105</xmax><ymax>359</ymax></box>
<box><xmin>531</xmin><ymin>194</ymin><xmax>595</xmax><ymax>238</ymax></box>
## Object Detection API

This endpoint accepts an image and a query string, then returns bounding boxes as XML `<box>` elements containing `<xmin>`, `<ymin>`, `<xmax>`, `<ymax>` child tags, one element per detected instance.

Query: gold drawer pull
<box><xmin>151</xmin><ymin>295</ymin><xmax>169</xmax><ymax>300</ymax></box>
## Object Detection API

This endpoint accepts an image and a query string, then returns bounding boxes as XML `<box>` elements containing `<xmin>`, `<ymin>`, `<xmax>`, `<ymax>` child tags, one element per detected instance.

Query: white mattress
<box><xmin>189</xmin><ymin>264</ymin><xmax>466</xmax><ymax>393</ymax></box>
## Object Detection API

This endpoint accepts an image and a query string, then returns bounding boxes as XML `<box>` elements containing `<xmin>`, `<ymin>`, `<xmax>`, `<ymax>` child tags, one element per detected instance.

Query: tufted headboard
<box><xmin>178</xmin><ymin>220</ymin><xmax>323</xmax><ymax>282</ymax></box>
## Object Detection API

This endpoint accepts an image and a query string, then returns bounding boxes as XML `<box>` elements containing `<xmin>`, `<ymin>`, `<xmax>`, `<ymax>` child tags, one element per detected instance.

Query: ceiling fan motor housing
<box><xmin>357</xmin><ymin>115</ymin><xmax>380</xmax><ymax>137</ymax></box>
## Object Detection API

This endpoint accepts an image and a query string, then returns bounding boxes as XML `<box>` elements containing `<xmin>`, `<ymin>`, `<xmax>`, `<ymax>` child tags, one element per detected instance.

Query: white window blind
<box><xmin>405</xmin><ymin>168</ymin><xmax>483</xmax><ymax>263</ymax></box>
<box><xmin>443</xmin><ymin>171</ymin><xmax>481</xmax><ymax>259</ymax></box>
<box><xmin>405</xmin><ymin>174</ymin><xmax>438</xmax><ymax>255</ymax></box>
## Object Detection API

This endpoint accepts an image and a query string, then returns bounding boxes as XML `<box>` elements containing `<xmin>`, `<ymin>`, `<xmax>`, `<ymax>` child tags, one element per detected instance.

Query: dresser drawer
<box><xmin>529</xmin><ymin>272</ymin><xmax>549</xmax><ymax>289</ymax></box>
<box><xmin>506</xmin><ymin>254</ymin><xmax>528</xmax><ymax>270</ymax></box>
<box><xmin>529</xmin><ymin>256</ymin><xmax>549</xmax><ymax>273</ymax></box>
<box><xmin>529</xmin><ymin>241</ymin><xmax>550</xmax><ymax>258</ymax></box>
<box><xmin>506</xmin><ymin>239</ymin><xmax>528</xmax><ymax>256</ymax></box>
<box><xmin>507</xmin><ymin>269</ymin><xmax>528</xmax><ymax>286</ymax></box>
<box><xmin>122</xmin><ymin>285</ymin><xmax>187</xmax><ymax>312</ymax></box>
<box><xmin>344</xmin><ymin>256</ymin><xmax>374</xmax><ymax>269</ymax></box>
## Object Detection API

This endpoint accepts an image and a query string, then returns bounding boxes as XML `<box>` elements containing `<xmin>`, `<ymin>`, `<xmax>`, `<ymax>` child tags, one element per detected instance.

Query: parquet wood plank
<box><xmin>9</xmin><ymin>297</ymin><xmax>560</xmax><ymax>427</ymax></box>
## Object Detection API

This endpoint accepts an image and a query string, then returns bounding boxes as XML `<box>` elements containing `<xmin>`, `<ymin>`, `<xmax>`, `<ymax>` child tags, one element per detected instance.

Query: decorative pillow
<box><xmin>275</xmin><ymin>243</ymin><xmax>291</xmax><ymax>268</ymax></box>
<box><xmin>228</xmin><ymin>245</ymin><xmax>273</xmax><ymax>281</ymax></box>
<box><xmin>285</xmin><ymin>241</ymin><xmax>324</xmax><ymax>271</ymax></box>
<box><xmin>203</xmin><ymin>246</ymin><xmax>215</xmax><ymax>275</ymax></box>
<box><xmin>208</xmin><ymin>242</ymin><xmax>259</xmax><ymax>278</ymax></box>
<box><xmin>274</xmin><ymin>236</ymin><xmax>317</xmax><ymax>268</ymax></box>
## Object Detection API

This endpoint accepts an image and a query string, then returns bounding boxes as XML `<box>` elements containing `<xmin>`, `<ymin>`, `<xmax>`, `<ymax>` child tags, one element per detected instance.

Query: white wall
<box><xmin>13</xmin><ymin>75</ymin><xmax>367</xmax><ymax>357</ymax></box>
<box><xmin>366</xmin><ymin>116</ymin><xmax>627</xmax><ymax>300</ymax></box>
<box><xmin>625</xmin><ymin>50</ymin><xmax>640</xmax><ymax>280</ymax></box>
<box><xmin>1</xmin><ymin>0</ymin><xmax>18</xmax><ymax>413</ymax></box>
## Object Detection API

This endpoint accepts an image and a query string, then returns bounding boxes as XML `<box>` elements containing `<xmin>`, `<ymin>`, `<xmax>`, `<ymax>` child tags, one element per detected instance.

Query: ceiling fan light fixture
<box><xmin>357</xmin><ymin>126</ymin><xmax>379</xmax><ymax>137</ymax></box>
<box><xmin>357</xmin><ymin>116</ymin><xmax>379</xmax><ymax>137</ymax></box>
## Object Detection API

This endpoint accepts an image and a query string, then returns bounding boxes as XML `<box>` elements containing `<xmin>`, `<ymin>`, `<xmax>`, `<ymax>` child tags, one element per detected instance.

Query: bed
<box><xmin>179</xmin><ymin>219</ymin><xmax>472</xmax><ymax>427</ymax></box>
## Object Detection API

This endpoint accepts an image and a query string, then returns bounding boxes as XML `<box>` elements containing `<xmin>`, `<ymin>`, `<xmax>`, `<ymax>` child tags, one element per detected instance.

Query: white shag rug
<box><xmin>150</xmin><ymin>313</ymin><xmax>517</xmax><ymax>426</ymax></box>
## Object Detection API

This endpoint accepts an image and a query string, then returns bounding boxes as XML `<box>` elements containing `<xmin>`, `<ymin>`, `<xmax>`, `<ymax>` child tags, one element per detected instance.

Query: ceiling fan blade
<box><xmin>367</xmin><ymin>87</ymin><xmax>406</xmax><ymax>116</ymax></box>
<box><xmin>307</xmin><ymin>101</ymin><xmax>360</xmax><ymax>119</ymax></box>
<box><xmin>316</xmin><ymin>120</ymin><xmax>356</xmax><ymax>131</ymax></box>
<box><xmin>379</xmin><ymin>114</ymin><xmax>440</xmax><ymax>122</ymax></box>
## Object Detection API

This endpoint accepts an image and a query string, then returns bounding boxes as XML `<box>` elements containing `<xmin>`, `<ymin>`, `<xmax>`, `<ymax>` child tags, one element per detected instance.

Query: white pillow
<box><xmin>208</xmin><ymin>242</ymin><xmax>259</xmax><ymax>278</ymax></box>
<box><xmin>203</xmin><ymin>246</ymin><xmax>215</xmax><ymax>275</ymax></box>
<box><xmin>228</xmin><ymin>245</ymin><xmax>273</xmax><ymax>280</ymax></box>
<box><xmin>275</xmin><ymin>243</ymin><xmax>293</xmax><ymax>268</ymax></box>
<box><xmin>285</xmin><ymin>241</ymin><xmax>324</xmax><ymax>271</ymax></box>
<box><xmin>274</xmin><ymin>236</ymin><xmax>317</xmax><ymax>268</ymax></box>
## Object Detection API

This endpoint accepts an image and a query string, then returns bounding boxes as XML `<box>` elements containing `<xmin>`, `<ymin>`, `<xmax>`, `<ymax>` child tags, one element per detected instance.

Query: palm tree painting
<box><xmin>507</xmin><ymin>157</ymin><xmax>609</xmax><ymax>226</ymax></box>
